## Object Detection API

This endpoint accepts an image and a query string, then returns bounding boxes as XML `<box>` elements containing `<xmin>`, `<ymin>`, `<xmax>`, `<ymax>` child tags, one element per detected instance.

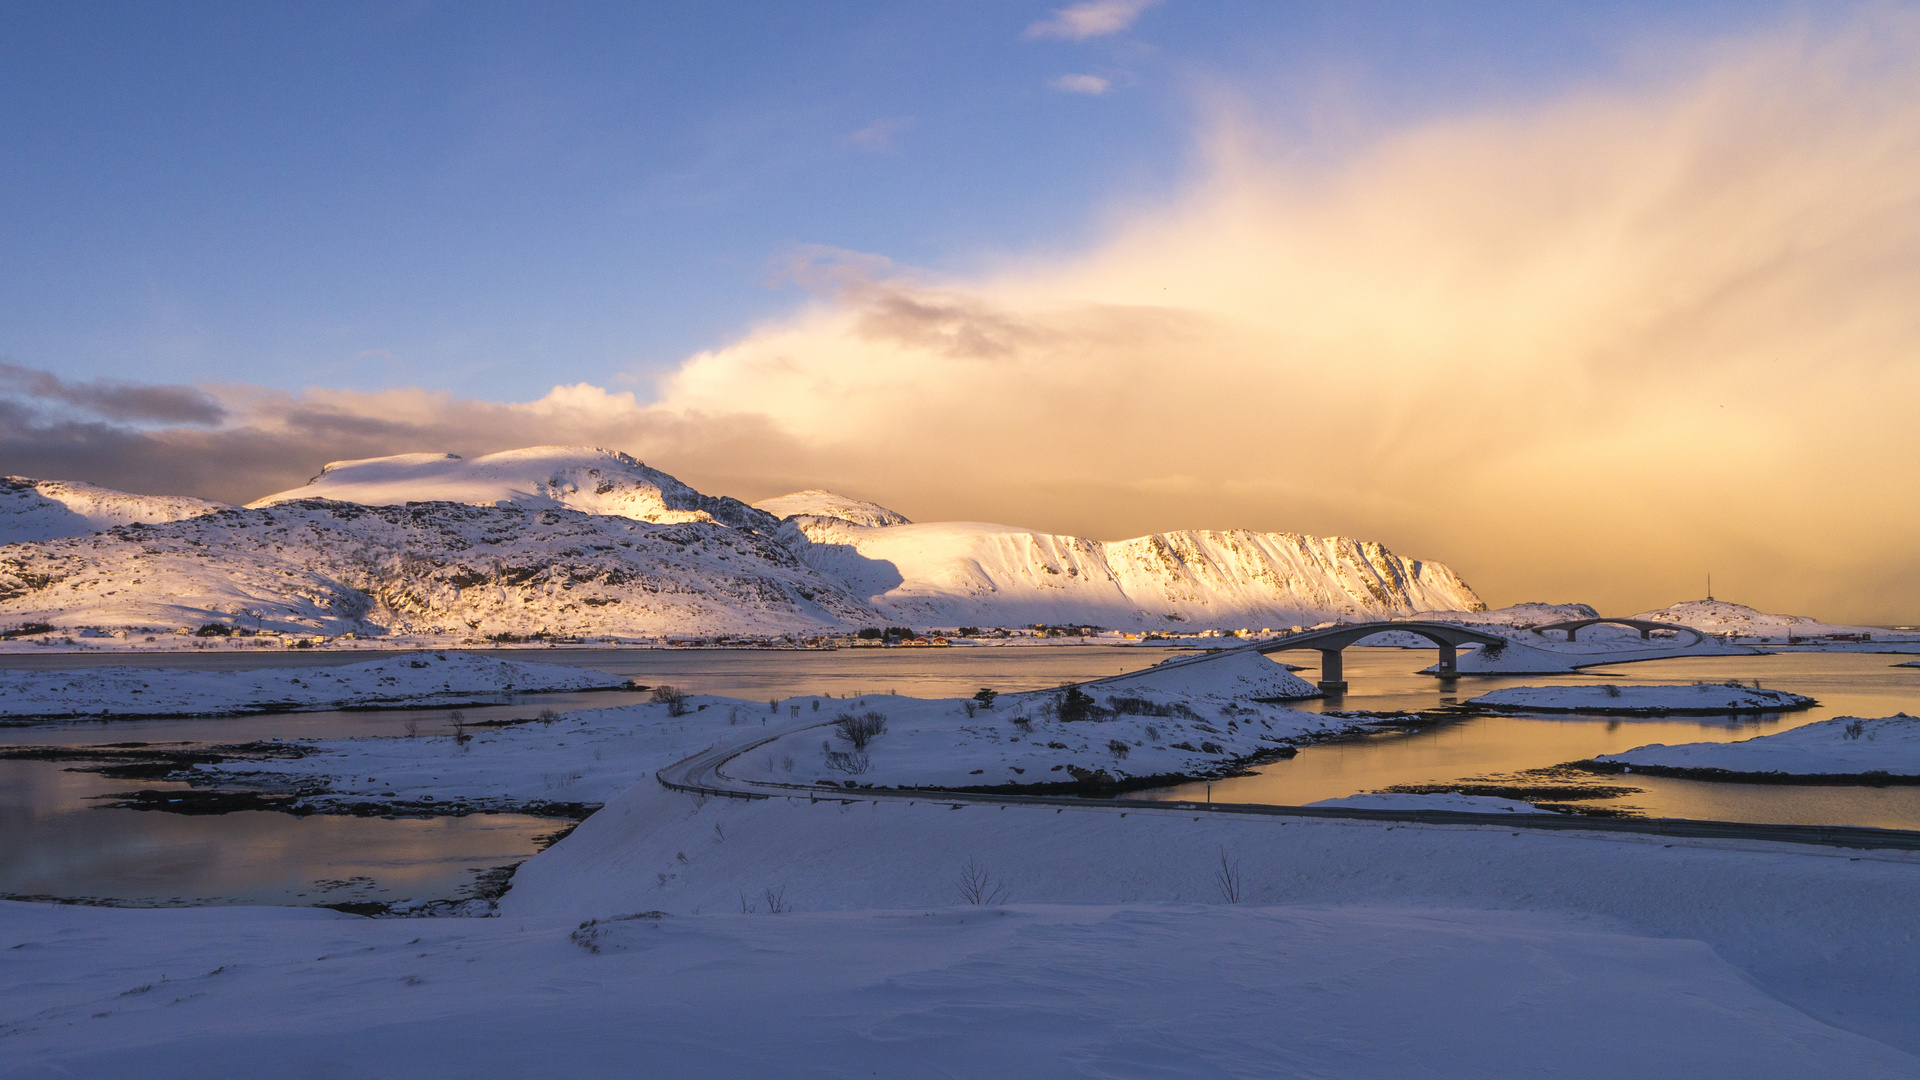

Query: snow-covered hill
<box><xmin>251</xmin><ymin>447</ymin><xmax>777</xmax><ymax>532</ymax></box>
<box><xmin>1411</xmin><ymin>602</ymin><xmax>1599</xmax><ymax>631</ymax></box>
<box><xmin>0</xmin><ymin>500</ymin><xmax>875</xmax><ymax>639</ymax></box>
<box><xmin>1630</xmin><ymin>599</ymin><xmax>1891</xmax><ymax>641</ymax></box>
<box><xmin>753</xmin><ymin>489</ymin><xmax>911</xmax><ymax>528</ymax></box>
<box><xmin>1</xmin><ymin>477</ymin><xmax>227</xmax><ymax>545</ymax></box>
<box><xmin>782</xmin><ymin>514</ymin><xmax>1481</xmax><ymax>630</ymax></box>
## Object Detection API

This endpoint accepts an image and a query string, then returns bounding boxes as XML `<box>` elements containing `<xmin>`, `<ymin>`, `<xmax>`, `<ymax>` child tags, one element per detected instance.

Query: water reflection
<box><xmin>1144</xmin><ymin>648</ymin><xmax>1920</xmax><ymax>828</ymax></box>
<box><xmin>0</xmin><ymin>646</ymin><xmax>1173</xmax><ymax>907</ymax></box>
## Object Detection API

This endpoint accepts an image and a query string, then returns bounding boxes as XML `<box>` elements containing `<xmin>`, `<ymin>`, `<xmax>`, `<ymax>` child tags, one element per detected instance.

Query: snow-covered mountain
<box><xmin>251</xmin><ymin>447</ymin><xmax>776</xmax><ymax>532</ymax></box>
<box><xmin>780</xmin><ymin>512</ymin><xmax>1481</xmax><ymax>630</ymax></box>
<box><xmin>1</xmin><ymin>477</ymin><xmax>228</xmax><ymax>545</ymax></box>
<box><xmin>0</xmin><ymin>500</ymin><xmax>873</xmax><ymax>639</ymax></box>
<box><xmin>1</xmin><ymin>454</ymin><xmax>1484</xmax><ymax>639</ymax></box>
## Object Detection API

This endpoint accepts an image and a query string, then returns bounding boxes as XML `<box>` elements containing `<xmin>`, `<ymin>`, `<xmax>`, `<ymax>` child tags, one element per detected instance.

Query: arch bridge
<box><xmin>1247</xmin><ymin>621</ymin><xmax>1511</xmax><ymax>690</ymax></box>
<box><xmin>1529</xmin><ymin>618</ymin><xmax>1704</xmax><ymax>646</ymax></box>
<box><xmin>1115</xmin><ymin>621</ymin><xmax>1514</xmax><ymax>692</ymax></box>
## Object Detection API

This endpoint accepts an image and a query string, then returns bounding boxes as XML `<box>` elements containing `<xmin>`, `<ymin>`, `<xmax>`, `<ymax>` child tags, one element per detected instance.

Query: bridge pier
<box><xmin>1317</xmin><ymin>648</ymin><xmax>1347</xmax><ymax>692</ymax></box>
<box><xmin>1437</xmin><ymin>642</ymin><xmax>1457</xmax><ymax>676</ymax></box>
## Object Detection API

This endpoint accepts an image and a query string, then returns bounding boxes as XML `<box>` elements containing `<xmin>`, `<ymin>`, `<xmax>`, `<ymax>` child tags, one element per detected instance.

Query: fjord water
<box><xmin>1145</xmin><ymin>648</ymin><xmax>1920</xmax><ymax>828</ymax></box>
<box><xmin>0</xmin><ymin>647</ymin><xmax>1174</xmax><ymax>908</ymax></box>
<box><xmin>2</xmin><ymin>645</ymin><xmax>1917</xmax><ymax>907</ymax></box>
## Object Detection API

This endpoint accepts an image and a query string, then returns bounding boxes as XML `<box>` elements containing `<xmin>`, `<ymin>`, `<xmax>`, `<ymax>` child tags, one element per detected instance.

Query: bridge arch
<box><xmin>1247</xmin><ymin>620</ymin><xmax>1512</xmax><ymax>692</ymax></box>
<box><xmin>1529</xmin><ymin>618</ymin><xmax>1704</xmax><ymax>646</ymax></box>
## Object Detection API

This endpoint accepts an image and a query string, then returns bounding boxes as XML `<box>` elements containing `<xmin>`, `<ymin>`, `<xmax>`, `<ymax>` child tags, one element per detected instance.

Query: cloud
<box><xmin>0</xmin><ymin>361</ymin><xmax>225</xmax><ymax>426</ymax></box>
<box><xmin>7</xmin><ymin>8</ymin><xmax>1920</xmax><ymax>624</ymax></box>
<box><xmin>1049</xmin><ymin>74</ymin><xmax>1112</xmax><ymax>95</ymax></box>
<box><xmin>844</xmin><ymin>117</ymin><xmax>915</xmax><ymax>152</ymax></box>
<box><xmin>1025</xmin><ymin>0</ymin><xmax>1157</xmax><ymax>41</ymax></box>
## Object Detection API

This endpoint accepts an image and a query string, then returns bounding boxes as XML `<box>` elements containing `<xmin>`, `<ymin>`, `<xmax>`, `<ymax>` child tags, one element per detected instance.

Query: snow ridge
<box><xmin>251</xmin><ymin>446</ymin><xmax>777</xmax><ymax>532</ymax></box>
<box><xmin>1</xmin><ymin>476</ymin><xmax>228</xmax><ymax>545</ymax></box>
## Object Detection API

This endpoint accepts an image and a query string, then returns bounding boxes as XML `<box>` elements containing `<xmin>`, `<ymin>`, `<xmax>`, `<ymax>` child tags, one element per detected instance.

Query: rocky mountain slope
<box><xmin>0</xmin><ymin>500</ymin><xmax>874</xmax><ymax>639</ymax></box>
<box><xmin>1</xmin><ymin>476</ymin><xmax>227</xmax><ymax>545</ymax></box>
<box><xmin>1</xmin><ymin>447</ymin><xmax>1484</xmax><ymax>638</ymax></box>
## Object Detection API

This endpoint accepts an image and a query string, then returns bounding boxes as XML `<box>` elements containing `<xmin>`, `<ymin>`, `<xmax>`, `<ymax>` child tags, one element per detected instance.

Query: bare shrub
<box><xmin>1214</xmin><ymin>848</ymin><xmax>1243</xmax><ymax>904</ymax></box>
<box><xmin>651</xmin><ymin>685</ymin><xmax>690</xmax><ymax>716</ymax></box>
<box><xmin>1144</xmin><ymin>724</ymin><xmax>1160</xmax><ymax>741</ymax></box>
<box><xmin>834</xmin><ymin>710</ymin><xmax>888</xmax><ymax>750</ymax></box>
<box><xmin>1107</xmin><ymin>739</ymin><xmax>1131</xmax><ymax>760</ymax></box>
<box><xmin>957</xmin><ymin>857</ymin><xmax>1010</xmax><ymax>905</ymax></box>
<box><xmin>1602</xmin><ymin>685</ymin><xmax>1623</xmax><ymax>698</ymax></box>
<box><xmin>537</xmin><ymin>707</ymin><xmax>561</xmax><ymax>722</ymax></box>
<box><xmin>763</xmin><ymin>886</ymin><xmax>788</xmax><ymax>914</ymax></box>
<box><xmin>963</xmin><ymin>701</ymin><xmax>977</xmax><ymax>718</ymax></box>
<box><xmin>404</xmin><ymin>720</ymin><xmax>420</xmax><ymax>738</ymax></box>
<box><xmin>1845</xmin><ymin>718</ymin><xmax>1867</xmax><ymax>739</ymax></box>
<box><xmin>1011</xmin><ymin>716</ymin><xmax>1033</xmax><ymax>732</ymax></box>
<box><xmin>824</xmin><ymin>750</ymin><xmax>871</xmax><ymax>774</ymax></box>
<box><xmin>1106</xmin><ymin>696</ymin><xmax>1197</xmax><ymax>719</ymax></box>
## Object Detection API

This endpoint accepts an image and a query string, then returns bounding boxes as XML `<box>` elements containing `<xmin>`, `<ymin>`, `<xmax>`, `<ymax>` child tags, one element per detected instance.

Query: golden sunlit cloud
<box><xmin>636</xmin><ymin>7</ymin><xmax>1920</xmax><ymax>622</ymax></box>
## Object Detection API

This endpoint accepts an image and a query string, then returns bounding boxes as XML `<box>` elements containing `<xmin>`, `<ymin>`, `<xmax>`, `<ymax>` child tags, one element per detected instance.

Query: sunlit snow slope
<box><xmin>0</xmin><ymin>477</ymin><xmax>228</xmax><ymax>545</ymax></box>
<box><xmin>251</xmin><ymin>446</ymin><xmax>776</xmax><ymax>531</ymax></box>
<box><xmin>783</xmin><ymin>514</ymin><xmax>1482</xmax><ymax>630</ymax></box>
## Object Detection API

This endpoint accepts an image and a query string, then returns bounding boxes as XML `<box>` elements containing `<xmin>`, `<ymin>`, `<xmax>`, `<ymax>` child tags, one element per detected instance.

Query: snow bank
<box><xmin>1601</xmin><ymin>714</ymin><xmax>1920</xmax><ymax>778</ymax></box>
<box><xmin>1468</xmin><ymin>683</ymin><xmax>1815</xmax><ymax>715</ymax></box>
<box><xmin>6</xmin><ymin>893</ymin><xmax>1914</xmax><ymax>1078</ymax></box>
<box><xmin>0</xmin><ymin>653</ymin><xmax>628</xmax><ymax>719</ymax></box>
<box><xmin>196</xmin><ymin>697</ymin><xmax>744</xmax><ymax>812</ymax></box>
<box><xmin>1307</xmin><ymin>792</ymin><xmax>1551</xmax><ymax>813</ymax></box>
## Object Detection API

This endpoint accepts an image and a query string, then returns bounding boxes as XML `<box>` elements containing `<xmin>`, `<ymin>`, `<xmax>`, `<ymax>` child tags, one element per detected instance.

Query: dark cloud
<box><xmin>0</xmin><ymin>362</ymin><xmax>225</xmax><ymax>426</ymax></box>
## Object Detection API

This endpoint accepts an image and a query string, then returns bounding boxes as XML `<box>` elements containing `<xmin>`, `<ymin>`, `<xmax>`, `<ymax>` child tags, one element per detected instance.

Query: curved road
<box><xmin>658</xmin><ymin>718</ymin><xmax>1920</xmax><ymax>854</ymax></box>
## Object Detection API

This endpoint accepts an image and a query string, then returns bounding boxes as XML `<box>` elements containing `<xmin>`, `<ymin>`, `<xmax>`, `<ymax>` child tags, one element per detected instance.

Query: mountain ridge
<box><xmin>1</xmin><ymin>448</ymin><xmax>1484</xmax><ymax>637</ymax></box>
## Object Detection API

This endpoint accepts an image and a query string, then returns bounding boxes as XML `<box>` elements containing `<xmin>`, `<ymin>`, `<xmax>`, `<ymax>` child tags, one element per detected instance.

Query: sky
<box><xmin>3</xmin><ymin>1</ymin><xmax>1918</xmax><ymax>622</ymax></box>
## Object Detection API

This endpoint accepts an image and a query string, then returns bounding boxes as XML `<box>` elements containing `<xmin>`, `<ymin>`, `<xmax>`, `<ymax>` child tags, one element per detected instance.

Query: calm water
<box><xmin>4</xmin><ymin>645</ymin><xmax>1919</xmax><ymax>908</ymax></box>
<box><xmin>0</xmin><ymin>647</ymin><xmax>1172</xmax><ymax>907</ymax></box>
<box><xmin>1144</xmin><ymin>648</ymin><xmax>1920</xmax><ymax>828</ymax></box>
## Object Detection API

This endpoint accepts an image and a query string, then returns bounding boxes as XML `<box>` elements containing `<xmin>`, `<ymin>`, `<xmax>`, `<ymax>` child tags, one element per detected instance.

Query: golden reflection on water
<box><xmin>1145</xmin><ymin>648</ymin><xmax>1920</xmax><ymax>828</ymax></box>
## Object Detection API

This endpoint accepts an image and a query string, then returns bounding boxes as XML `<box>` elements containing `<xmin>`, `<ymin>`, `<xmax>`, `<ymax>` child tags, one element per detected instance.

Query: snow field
<box><xmin>502</xmin><ymin>780</ymin><xmax>1920</xmax><ymax>1056</ymax></box>
<box><xmin>4</xmin><ymin>894</ymin><xmax>1914</xmax><ymax>1079</ymax></box>
<box><xmin>0</xmin><ymin>653</ymin><xmax>628</xmax><ymax>720</ymax></box>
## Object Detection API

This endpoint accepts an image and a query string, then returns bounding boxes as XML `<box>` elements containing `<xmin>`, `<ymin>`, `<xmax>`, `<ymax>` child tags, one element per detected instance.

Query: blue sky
<box><xmin>0</xmin><ymin>0</ymin><xmax>1781</xmax><ymax>403</ymax></box>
